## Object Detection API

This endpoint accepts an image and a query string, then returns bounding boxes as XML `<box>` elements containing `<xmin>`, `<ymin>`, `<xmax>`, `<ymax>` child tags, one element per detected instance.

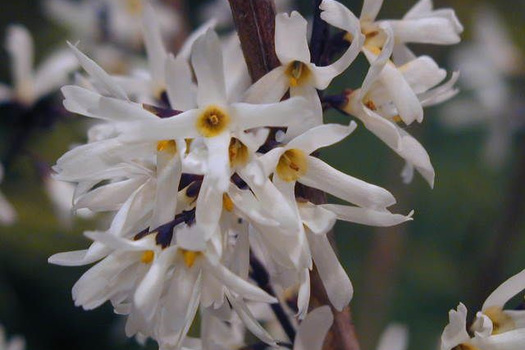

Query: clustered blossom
<box><xmin>46</xmin><ymin>0</ymin><xmax>464</xmax><ymax>348</ymax></box>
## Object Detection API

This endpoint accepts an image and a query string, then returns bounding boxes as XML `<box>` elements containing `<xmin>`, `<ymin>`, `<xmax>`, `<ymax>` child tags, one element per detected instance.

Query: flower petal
<box><xmin>287</xmin><ymin>123</ymin><xmax>356</xmax><ymax>155</ymax></box>
<box><xmin>300</xmin><ymin>156</ymin><xmax>396</xmax><ymax>209</ymax></box>
<box><xmin>483</xmin><ymin>269</ymin><xmax>525</xmax><ymax>310</ymax></box>
<box><xmin>242</xmin><ymin>66</ymin><xmax>288</xmax><ymax>104</ymax></box>
<box><xmin>275</xmin><ymin>12</ymin><xmax>311</xmax><ymax>64</ymax></box>
<box><xmin>361</xmin><ymin>0</ymin><xmax>384</xmax><ymax>21</ymax></box>
<box><xmin>322</xmin><ymin>204</ymin><xmax>414</xmax><ymax>227</ymax></box>
<box><xmin>192</xmin><ymin>29</ymin><xmax>227</xmax><ymax>106</ymax></box>
<box><xmin>293</xmin><ymin>305</ymin><xmax>334</xmax><ymax>350</ymax></box>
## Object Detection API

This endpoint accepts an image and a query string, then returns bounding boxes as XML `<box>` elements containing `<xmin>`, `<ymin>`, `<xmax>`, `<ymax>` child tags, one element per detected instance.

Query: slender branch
<box><xmin>229</xmin><ymin>1</ymin><xmax>361</xmax><ymax>349</ymax></box>
<box><xmin>227</xmin><ymin>0</ymin><xmax>281</xmax><ymax>81</ymax></box>
<box><xmin>250</xmin><ymin>254</ymin><xmax>296</xmax><ymax>342</ymax></box>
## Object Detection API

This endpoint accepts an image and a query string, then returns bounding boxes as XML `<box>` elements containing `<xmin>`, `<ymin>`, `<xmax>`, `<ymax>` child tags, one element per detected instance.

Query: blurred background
<box><xmin>0</xmin><ymin>0</ymin><xmax>524</xmax><ymax>349</ymax></box>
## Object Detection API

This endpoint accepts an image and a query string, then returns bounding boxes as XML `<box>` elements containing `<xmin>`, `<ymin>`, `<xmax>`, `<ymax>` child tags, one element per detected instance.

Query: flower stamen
<box><xmin>196</xmin><ymin>106</ymin><xmax>230</xmax><ymax>137</ymax></box>
<box><xmin>276</xmin><ymin>149</ymin><xmax>308</xmax><ymax>182</ymax></box>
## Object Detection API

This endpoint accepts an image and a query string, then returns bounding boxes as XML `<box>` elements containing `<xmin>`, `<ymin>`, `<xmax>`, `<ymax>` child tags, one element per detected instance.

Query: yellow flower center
<box><xmin>196</xmin><ymin>106</ymin><xmax>230</xmax><ymax>137</ymax></box>
<box><xmin>141</xmin><ymin>250</ymin><xmax>155</xmax><ymax>264</ymax></box>
<box><xmin>276</xmin><ymin>149</ymin><xmax>308</xmax><ymax>182</ymax></box>
<box><xmin>229</xmin><ymin>138</ymin><xmax>249</xmax><ymax>168</ymax></box>
<box><xmin>483</xmin><ymin>306</ymin><xmax>515</xmax><ymax>335</ymax></box>
<box><xmin>157</xmin><ymin>140</ymin><xmax>177</xmax><ymax>154</ymax></box>
<box><xmin>180</xmin><ymin>249</ymin><xmax>201</xmax><ymax>268</ymax></box>
<box><xmin>285</xmin><ymin>61</ymin><xmax>310</xmax><ymax>87</ymax></box>
<box><xmin>223</xmin><ymin>193</ymin><xmax>234</xmax><ymax>212</ymax></box>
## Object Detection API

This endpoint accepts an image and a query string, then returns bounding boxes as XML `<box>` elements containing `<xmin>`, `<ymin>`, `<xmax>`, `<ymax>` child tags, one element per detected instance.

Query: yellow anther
<box><xmin>196</xmin><ymin>106</ymin><xmax>230</xmax><ymax>137</ymax></box>
<box><xmin>141</xmin><ymin>250</ymin><xmax>155</xmax><ymax>264</ymax></box>
<box><xmin>157</xmin><ymin>140</ymin><xmax>177</xmax><ymax>154</ymax></box>
<box><xmin>364</xmin><ymin>100</ymin><xmax>377</xmax><ymax>111</ymax></box>
<box><xmin>276</xmin><ymin>149</ymin><xmax>308</xmax><ymax>182</ymax></box>
<box><xmin>392</xmin><ymin>115</ymin><xmax>403</xmax><ymax>123</ymax></box>
<box><xmin>285</xmin><ymin>61</ymin><xmax>310</xmax><ymax>88</ymax></box>
<box><xmin>344</xmin><ymin>32</ymin><xmax>354</xmax><ymax>42</ymax></box>
<box><xmin>180</xmin><ymin>249</ymin><xmax>201</xmax><ymax>268</ymax></box>
<box><xmin>229</xmin><ymin>138</ymin><xmax>249</xmax><ymax>167</ymax></box>
<box><xmin>482</xmin><ymin>306</ymin><xmax>515</xmax><ymax>335</ymax></box>
<box><xmin>223</xmin><ymin>193</ymin><xmax>234</xmax><ymax>212</ymax></box>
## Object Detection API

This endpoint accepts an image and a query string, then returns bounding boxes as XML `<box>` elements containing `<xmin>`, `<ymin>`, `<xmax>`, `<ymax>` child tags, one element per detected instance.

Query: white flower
<box><xmin>357</xmin><ymin>0</ymin><xmax>463</xmax><ymax>64</ymax></box>
<box><xmin>376</xmin><ymin>324</ymin><xmax>409</xmax><ymax>350</ymax></box>
<box><xmin>0</xmin><ymin>326</ymin><xmax>24</xmax><ymax>350</ymax></box>
<box><xmin>0</xmin><ymin>25</ymin><xmax>78</xmax><ymax>107</ymax></box>
<box><xmin>441</xmin><ymin>269</ymin><xmax>525</xmax><ymax>350</ymax></box>
<box><xmin>44</xmin><ymin>0</ymin><xmax>180</xmax><ymax>50</ymax></box>
<box><xmin>440</xmin><ymin>6</ymin><xmax>523</xmax><ymax>169</ymax></box>
<box><xmin>244</xmin><ymin>0</ymin><xmax>364</xmax><ymax>139</ymax></box>
<box><xmin>342</xmin><ymin>23</ymin><xmax>458</xmax><ymax>186</ymax></box>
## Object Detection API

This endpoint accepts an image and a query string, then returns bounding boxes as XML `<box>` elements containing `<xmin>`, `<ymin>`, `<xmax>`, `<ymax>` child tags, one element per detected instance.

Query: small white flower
<box><xmin>0</xmin><ymin>25</ymin><xmax>78</xmax><ymax>107</ymax></box>
<box><xmin>441</xmin><ymin>269</ymin><xmax>525</xmax><ymax>350</ymax></box>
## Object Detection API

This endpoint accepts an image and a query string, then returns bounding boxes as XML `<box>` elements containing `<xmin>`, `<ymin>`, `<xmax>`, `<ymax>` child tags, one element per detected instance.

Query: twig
<box><xmin>228</xmin><ymin>2</ymin><xmax>362</xmax><ymax>348</ymax></box>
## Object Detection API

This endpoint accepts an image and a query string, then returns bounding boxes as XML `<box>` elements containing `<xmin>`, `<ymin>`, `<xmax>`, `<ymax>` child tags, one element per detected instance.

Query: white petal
<box><xmin>48</xmin><ymin>243</ymin><xmax>110</xmax><ymax>266</ymax></box>
<box><xmin>227</xmin><ymin>293</ymin><xmax>277</xmax><ymax>346</ymax></box>
<box><xmin>293</xmin><ymin>306</ymin><xmax>334</xmax><ymax>350</ymax></box>
<box><xmin>67</xmin><ymin>43</ymin><xmax>128</xmax><ymax>100</ymax></box>
<box><xmin>386</xmin><ymin>18</ymin><xmax>461</xmax><ymax>45</ymax></box>
<box><xmin>6</xmin><ymin>25</ymin><xmax>34</xmax><ymax>98</ymax></box>
<box><xmin>192</xmin><ymin>29</ymin><xmax>227</xmax><ymax>106</ymax></box>
<box><xmin>161</xmin><ymin>267</ymin><xmax>201</xmax><ymax>337</ymax></box>
<box><xmin>299</xmin><ymin>202</ymin><xmax>337</xmax><ymax>235</ymax></box>
<box><xmin>206</xmin><ymin>260</ymin><xmax>277</xmax><ymax>304</ymax></box>
<box><xmin>440</xmin><ymin>303</ymin><xmax>470</xmax><ymax>350</ymax></box>
<box><xmin>142</xmin><ymin>3</ymin><xmax>167</xmax><ymax>83</ymax></box>
<box><xmin>134</xmin><ymin>246</ymin><xmax>177</xmax><ymax>322</ymax></box>
<box><xmin>84</xmin><ymin>231</ymin><xmax>154</xmax><ymax>251</ymax></box>
<box><xmin>205</xmin><ymin>132</ymin><xmax>231</xmax><ymax>192</ymax></box>
<box><xmin>195</xmin><ymin>176</ymin><xmax>223</xmax><ymax>240</ymax></box>
<box><xmin>308</xmin><ymin>231</ymin><xmax>353</xmax><ymax>311</ymax></box>
<box><xmin>232</xmin><ymin>96</ymin><xmax>313</xmax><ymax>130</ymax></box>
<box><xmin>166</xmin><ymin>54</ymin><xmax>196</xmax><ymax>111</ymax></box>
<box><xmin>243</xmin><ymin>66</ymin><xmax>289</xmax><ymax>104</ymax></box>
<box><xmin>275</xmin><ymin>12</ymin><xmax>311</xmax><ymax>64</ymax></box>
<box><xmin>361</xmin><ymin>0</ymin><xmax>384</xmax><ymax>21</ymax></box>
<box><xmin>396</xmin><ymin>128</ymin><xmax>435</xmax><ymax>187</ymax></box>
<box><xmin>0</xmin><ymin>191</ymin><xmax>16</xmax><ymax>226</ymax></box>
<box><xmin>297</xmin><ymin>269</ymin><xmax>311</xmax><ymax>320</ymax></box>
<box><xmin>33</xmin><ymin>49</ymin><xmax>78</xmax><ymax>99</ymax></box>
<box><xmin>150</xmin><ymin>153</ymin><xmax>181</xmax><ymax>228</ymax></box>
<box><xmin>399</xmin><ymin>56</ymin><xmax>447</xmax><ymax>94</ymax></box>
<box><xmin>287</xmin><ymin>123</ymin><xmax>356</xmax><ymax>155</ymax></box>
<box><xmin>300</xmin><ymin>156</ymin><xmax>396</xmax><ymax>209</ymax></box>
<box><xmin>322</xmin><ymin>204</ymin><xmax>413</xmax><ymax>227</ymax></box>
<box><xmin>376</xmin><ymin>324</ymin><xmax>409</xmax><ymax>350</ymax></box>
<box><xmin>286</xmin><ymin>85</ymin><xmax>324</xmax><ymax>140</ymax></box>
<box><xmin>315</xmin><ymin>0</ymin><xmax>364</xmax><ymax>88</ymax></box>
<box><xmin>483</xmin><ymin>269</ymin><xmax>525</xmax><ymax>310</ymax></box>
<box><xmin>471</xmin><ymin>328</ymin><xmax>525</xmax><ymax>350</ymax></box>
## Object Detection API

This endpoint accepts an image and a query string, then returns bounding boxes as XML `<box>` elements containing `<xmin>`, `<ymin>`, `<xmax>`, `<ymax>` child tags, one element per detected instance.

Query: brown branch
<box><xmin>228</xmin><ymin>0</ymin><xmax>281</xmax><ymax>81</ymax></box>
<box><xmin>228</xmin><ymin>2</ymin><xmax>360</xmax><ymax>349</ymax></box>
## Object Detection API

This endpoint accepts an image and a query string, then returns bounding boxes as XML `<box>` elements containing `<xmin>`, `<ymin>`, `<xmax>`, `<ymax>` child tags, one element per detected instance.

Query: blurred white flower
<box><xmin>440</xmin><ymin>6</ymin><xmax>524</xmax><ymax>169</ymax></box>
<box><xmin>0</xmin><ymin>25</ymin><xmax>78</xmax><ymax>107</ymax></box>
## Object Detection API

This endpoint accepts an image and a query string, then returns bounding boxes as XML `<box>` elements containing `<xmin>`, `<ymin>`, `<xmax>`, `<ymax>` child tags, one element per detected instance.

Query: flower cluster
<box><xmin>48</xmin><ymin>0</ymin><xmax>462</xmax><ymax>348</ymax></box>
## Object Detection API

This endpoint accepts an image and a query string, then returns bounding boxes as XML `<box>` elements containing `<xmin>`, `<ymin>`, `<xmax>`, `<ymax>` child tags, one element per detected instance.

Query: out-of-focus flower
<box><xmin>440</xmin><ymin>6</ymin><xmax>524</xmax><ymax>169</ymax></box>
<box><xmin>441</xmin><ymin>269</ymin><xmax>525</xmax><ymax>350</ymax></box>
<box><xmin>0</xmin><ymin>25</ymin><xmax>78</xmax><ymax>107</ymax></box>
<box><xmin>376</xmin><ymin>324</ymin><xmax>409</xmax><ymax>350</ymax></box>
<box><xmin>44</xmin><ymin>0</ymin><xmax>180</xmax><ymax>50</ymax></box>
